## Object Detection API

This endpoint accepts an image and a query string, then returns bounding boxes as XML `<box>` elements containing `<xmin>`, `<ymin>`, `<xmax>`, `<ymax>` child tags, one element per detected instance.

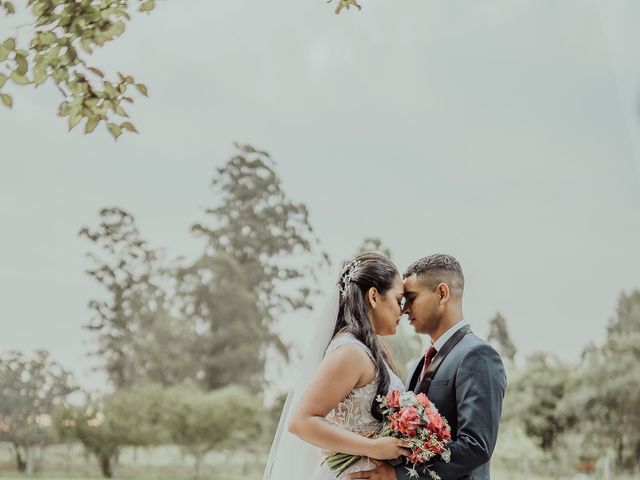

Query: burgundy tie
<box><xmin>419</xmin><ymin>346</ymin><xmax>438</xmax><ymax>383</ymax></box>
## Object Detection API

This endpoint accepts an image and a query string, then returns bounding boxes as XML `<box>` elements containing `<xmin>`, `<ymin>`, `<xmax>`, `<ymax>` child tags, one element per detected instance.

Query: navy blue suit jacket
<box><xmin>395</xmin><ymin>331</ymin><xmax>506</xmax><ymax>480</ymax></box>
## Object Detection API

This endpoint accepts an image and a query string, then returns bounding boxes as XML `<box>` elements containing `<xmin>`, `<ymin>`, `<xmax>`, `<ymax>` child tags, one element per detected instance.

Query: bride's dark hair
<box><xmin>333</xmin><ymin>251</ymin><xmax>400</xmax><ymax>421</ymax></box>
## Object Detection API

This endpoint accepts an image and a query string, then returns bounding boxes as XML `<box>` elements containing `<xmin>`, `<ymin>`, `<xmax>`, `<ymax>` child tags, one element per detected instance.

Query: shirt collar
<box><xmin>432</xmin><ymin>320</ymin><xmax>467</xmax><ymax>351</ymax></box>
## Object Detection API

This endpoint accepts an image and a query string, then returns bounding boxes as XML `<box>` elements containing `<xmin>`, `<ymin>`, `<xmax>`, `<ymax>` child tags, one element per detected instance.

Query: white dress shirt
<box><xmin>432</xmin><ymin>320</ymin><xmax>468</xmax><ymax>351</ymax></box>
<box><xmin>417</xmin><ymin>320</ymin><xmax>468</xmax><ymax>384</ymax></box>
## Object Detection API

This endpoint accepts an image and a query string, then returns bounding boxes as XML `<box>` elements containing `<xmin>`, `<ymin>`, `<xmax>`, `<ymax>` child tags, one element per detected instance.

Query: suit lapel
<box><xmin>416</xmin><ymin>325</ymin><xmax>472</xmax><ymax>395</ymax></box>
<box><xmin>406</xmin><ymin>357</ymin><xmax>424</xmax><ymax>391</ymax></box>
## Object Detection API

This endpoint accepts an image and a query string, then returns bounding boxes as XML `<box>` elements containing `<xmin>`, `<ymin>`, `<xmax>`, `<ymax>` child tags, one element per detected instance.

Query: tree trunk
<box><xmin>14</xmin><ymin>444</ymin><xmax>26</xmax><ymax>473</ymax></box>
<box><xmin>617</xmin><ymin>436</ymin><xmax>624</xmax><ymax>467</ymax></box>
<box><xmin>112</xmin><ymin>450</ymin><xmax>120</xmax><ymax>478</ymax></box>
<box><xmin>25</xmin><ymin>446</ymin><xmax>34</xmax><ymax>476</ymax></box>
<box><xmin>99</xmin><ymin>454</ymin><xmax>113</xmax><ymax>478</ymax></box>
<box><xmin>36</xmin><ymin>445</ymin><xmax>46</xmax><ymax>473</ymax></box>
<box><xmin>65</xmin><ymin>443</ymin><xmax>72</xmax><ymax>472</ymax></box>
<box><xmin>195</xmin><ymin>451</ymin><xmax>204</xmax><ymax>480</ymax></box>
<box><xmin>603</xmin><ymin>456</ymin><xmax>611</xmax><ymax>480</ymax></box>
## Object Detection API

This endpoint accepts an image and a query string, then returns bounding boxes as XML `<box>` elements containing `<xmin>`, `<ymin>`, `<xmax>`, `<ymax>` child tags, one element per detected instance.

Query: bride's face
<box><xmin>368</xmin><ymin>275</ymin><xmax>405</xmax><ymax>336</ymax></box>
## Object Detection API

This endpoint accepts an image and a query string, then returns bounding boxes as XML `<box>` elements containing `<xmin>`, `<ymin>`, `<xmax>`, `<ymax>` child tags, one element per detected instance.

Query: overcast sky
<box><xmin>1</xmin><ymin>0</ymin><xmax>639</xmax><ymax>394</ymax></box>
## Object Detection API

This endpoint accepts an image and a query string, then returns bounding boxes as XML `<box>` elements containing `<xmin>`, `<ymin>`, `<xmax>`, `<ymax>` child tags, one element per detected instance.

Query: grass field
<box><xmin>1</xmin><ymin>443</ymin><xmax>636</xmax><ymax>480</ymax></box>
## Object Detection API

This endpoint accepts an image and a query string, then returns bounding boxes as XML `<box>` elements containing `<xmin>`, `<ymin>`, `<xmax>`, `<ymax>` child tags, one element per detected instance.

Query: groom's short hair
<box><xmin>404</xmin><ymin>254</ymin><xmax>464</xmax><ymax>296</ymax></box>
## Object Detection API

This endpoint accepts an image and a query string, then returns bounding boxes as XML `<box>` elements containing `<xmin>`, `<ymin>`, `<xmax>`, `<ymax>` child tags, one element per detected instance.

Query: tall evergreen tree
<box><xmin>181</xmin><ymin>144</ymin><xmax>328</xmax><ymax>392</ymax></box>
<box><xmin>487</xmin><ymin>312</ymin><xmax>517</xmax><ymax>362</ymax></box>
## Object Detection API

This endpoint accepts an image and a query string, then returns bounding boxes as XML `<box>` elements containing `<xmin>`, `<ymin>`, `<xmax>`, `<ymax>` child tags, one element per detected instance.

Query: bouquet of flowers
<box><xmin>323</xmin><ymin>390</ymin><xmax>452</xmax><ymax>479</ymax></box>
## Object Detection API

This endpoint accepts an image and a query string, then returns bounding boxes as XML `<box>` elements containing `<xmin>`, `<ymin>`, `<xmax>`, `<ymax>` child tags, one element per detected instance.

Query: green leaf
<box><xmin>0</xmin><ymin>93</ymin><xmax>12</xmax><ymax>109</ymax></box>
<box><xmin>85</xmin><ymin>116</ymin><xmax>98</xmax><ymax>134</ymax></box>
<box><xmin>15</xmin><ymin>51</ymin><xmax>28</xmax><ymax>75</ymax></box>
<box><xmin>0</xmin><ymin>45</ymin><xmax>8</xmax><ymax>62</ymax></box>
<box><xmin>88</xmin><ymin>67</ymin><xmax>104</xmax><ymax>78</ymax></box>
<box><xmin>52</xmin><ymin>67</ymin><xmax>68</xmax><ymax>83</ymax></box>
<box><xmin>11</xmin><ymin>71</ymin><xmax>29</xmax><ymax>85</ymax></box>
<box><xmin>108</xmin><ymin>123</ymin><xmax>122</xmax><ymax>140</ymax></box>
<box><xmin>33</xmin><ymin>62</ymin><xmax>47</xmax><ymax>85</ymax></box>
<box><xmin>139</xmin><ymin>0</ymin><xmax>155</xmax><ymax>12</ymax></box>
<box><xmin>69</xmin><ymin>80</ymin><xmax>88</xmax><ymax>95</ymax></box>
<box><xmin>111</xmin><ymin>21</ymin><xmax>125</xmax><ymax>37</ymax></box>
<box><xmin>58</xmin><ymin>101</ymin><xmax>70</xmax><ymax>116</ymax></box>
<box><xmin>2</xmin><ymin>37</ymin><xmax>15</xmax><ymax>50</ymax></box>
<box><xmin>58</xmin><ymin>53</ymin><xmax>71</xmax><ymax>66</ymax></box>
<box><xmin>44</xmin><ymin>45</ymin><xmax>61</xmax><ymax>63</ymax></box>
<box><xmin>114</xmin><ymin>104</ymin><xmax>128</xmax><ymax>117</ymax></box>
<box><xmin>85</xmin><ymin>97</ymin><xmax>99</xmax><ymax>108</ymax></box>
<box><xmin>0</xmin><ymin>73</ymin><xmax>6</xmax><ymax>88</ymax></box>
<box><xmin>4</xmin><ymin>1</ymin><xmax>15</xmax><ymax>15</ymax></box>
<box><xmin>135</xmin><ymin>83</ymin><xmax>148</xmax><ymax>97</ymax></box>
<box><xmin>68</xmin><ymin>111</ymin><xmax>82</xmax><ymax>131</ymax></box>
<box><xmin>120</xmin><ymin>122</ymin><xmax>138</xmax><ymax>134</ymax></box>
<box><xmin>39</xmin><ymin>31</ymin><xmax>57</xmax><ymax>46</ymax></box>
<box><xmin>80</xmin><ymin>37</ymin><xmax>93</xmax><ymax>54</ymax></box>
<box><xmin>104</xmin><ymin>82</ymin><xmax>117</xmax><ymax>97</ymax></box>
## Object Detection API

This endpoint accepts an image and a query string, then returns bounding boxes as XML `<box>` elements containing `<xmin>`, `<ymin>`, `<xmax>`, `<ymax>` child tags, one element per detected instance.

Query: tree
<box><xmin>487</xmin><ymin>312</ymin><xmax>517</xmax><ymax>362</ymax></box>
<box><xmin>176</xmin><ymin>253</ymin><xmax>266</xmax><ymax>391</ymax></box>
<box><xmin>503</xmin><ymin>353</ymin><xmax>573</xmax><ymax>453</ymax></box>
<box><xmin>607</xmin><ymin>289</ymin><xmax>640</xmax><ymax>337</ymax></box>
<box><xmin>354</xmin><ymin>237</ymin><xmax>393</xmax><ymax>259</ymax></box>
<box><xmin>0</xmin><ymin>0</ymin><xmax>155</xmax><ymax>138</ymax></box>
<box><xmin>0</xmin><ymin>350</ymin><xmax>78</xmax><ymax>474</ymax></box>
<box><xmin>54</xmin><ymin>384</ymin><xmax>167</xmax><ymax>478</ymax></box>
<box><xmin>558</xmin><ymin>290</ymin><xmax>640</xmax><ymax>471</ymax></box>
<box><xmin>182</xmin><ymin>144</ymin><xmax>329</xmax><ymax>392</ymax></box>
<box><xmin>162</xmin><ymin>383</ymin><xmax>263</xmax><ymax>480</ymax></box>
<box><xmin>81</xmin><ymin>207</ymin><xmax>201</xmax><ymax>389</ymax></box>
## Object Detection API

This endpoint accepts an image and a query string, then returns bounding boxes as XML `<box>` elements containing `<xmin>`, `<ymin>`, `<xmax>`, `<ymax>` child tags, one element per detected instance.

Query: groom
<box><xmin>349</xmin><ymin>254</ymin><xmax>507</xmax><ymax>480</ymax></box>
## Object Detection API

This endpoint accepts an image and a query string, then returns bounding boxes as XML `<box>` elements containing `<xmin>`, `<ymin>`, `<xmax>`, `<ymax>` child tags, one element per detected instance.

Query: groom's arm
<box><xmin>395</xmin><ymin>344</ymin><xmax>507</xmax><ymax>480</ymax></box>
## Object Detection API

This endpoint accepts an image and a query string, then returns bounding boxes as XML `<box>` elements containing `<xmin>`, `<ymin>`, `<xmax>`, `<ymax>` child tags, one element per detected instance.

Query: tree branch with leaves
<box><xmin>0</xmin><ymin>0</ymin><xmax>156</xmax><ymax>139</ymax></box>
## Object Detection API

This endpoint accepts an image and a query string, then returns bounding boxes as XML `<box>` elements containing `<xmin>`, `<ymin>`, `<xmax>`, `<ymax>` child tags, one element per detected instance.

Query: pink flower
<box><xmin>424</xmin><ymin>440</ymin><xmax>444</xmax><ymax>455</ymax></box>
<box><xmin>390</xmin><ymin>406</ymin><xmax>421</xmax><ymax>438</ymax></box>
<box><xmin>407</xmin><ymin>447</ymin><xmax>423</xmax><ymax>464</ymax></box>
<box><xmin>416</xmin><ymin>393</ymin><xmax>430</xmax><ymax>408</ymax></box>
<box><xmin>427</xmin><ymin>411</ymin><xmax>444</xmax><ymax>431</ymax></box>
<box><xmin>387</xmin><ymin>390</ymin><xmax>401</xmax><ymax>408</ymax></box>
<box><xmin>426</xmin><ymin>411</ymin><xmax>451</xmax><ymax>440</ymax></box>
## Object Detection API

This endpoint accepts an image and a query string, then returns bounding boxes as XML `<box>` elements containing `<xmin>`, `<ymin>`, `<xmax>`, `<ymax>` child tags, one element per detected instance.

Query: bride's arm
<box><xmin>287</xmin><ymin>344</ymin><xmax>408</xmax><ymax>460</ymax></box>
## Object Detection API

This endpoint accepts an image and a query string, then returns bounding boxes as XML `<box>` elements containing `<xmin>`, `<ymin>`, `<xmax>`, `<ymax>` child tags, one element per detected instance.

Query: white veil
<box><xmin>262</xmin><ymin>287</ymin><xmax>341</xmax><ymax>480</ymax></box>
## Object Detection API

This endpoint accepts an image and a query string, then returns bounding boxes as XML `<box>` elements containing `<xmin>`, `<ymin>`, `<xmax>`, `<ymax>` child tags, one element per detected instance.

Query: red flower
<box><xmin>427</xmin><ymin>411</ymin><xmax>445</xmax><ymax>432</ymax></box>
<box><xmin>390</xmin><ymin>406</ymin><xmax>421</xmax><ymax>438</ymax></box>
<box><xmin>416</xmin><ymin>393</ymin><xmax>430</xmax><ymax>408</ymax></box>
<box><xmin>424</xmin><ymin>440</ymin><xmax>444</xmax><ymax>455</ymax></box>
<box><xmin>407</xmin><ymin>447</ymin><xmax>423</xmax><ymax>464</ymax></box>
<box><xmin>387</xmin><ymin>390</ymin><xmax>401</xmax><ymax>408</ymax></box>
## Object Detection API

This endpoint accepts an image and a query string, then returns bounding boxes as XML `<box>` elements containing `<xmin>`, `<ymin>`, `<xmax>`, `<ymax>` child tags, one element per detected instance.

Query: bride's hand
<box><xmin>367</xmin><ymin>437</ymin><xmax>412</xmax><ymax>460</ymax></box>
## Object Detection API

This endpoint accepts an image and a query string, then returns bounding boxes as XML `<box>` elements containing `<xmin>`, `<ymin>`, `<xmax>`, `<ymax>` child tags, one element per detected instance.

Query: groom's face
<box><xmin>403</xmin><ymin>273</ymin><xmax>441</xmax><ymax>335</ymax></box>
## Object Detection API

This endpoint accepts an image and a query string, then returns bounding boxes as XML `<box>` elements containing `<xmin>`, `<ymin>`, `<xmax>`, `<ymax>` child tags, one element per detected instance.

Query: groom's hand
<box><xmin>348</xmin><ymin>460</ymin><xmax>398</xmax><ymax>480</ymax></box>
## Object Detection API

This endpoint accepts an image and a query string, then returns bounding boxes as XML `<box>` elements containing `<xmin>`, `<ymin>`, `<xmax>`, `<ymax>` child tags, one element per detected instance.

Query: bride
<box><xmin>264</xmin><ymin>252</ymin><xmax>411</xmax><ymax>480</ymax></box>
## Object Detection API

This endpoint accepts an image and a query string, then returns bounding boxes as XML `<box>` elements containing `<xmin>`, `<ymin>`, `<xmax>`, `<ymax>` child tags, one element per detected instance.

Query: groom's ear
<box><xmin>437</xmin><ymin>283</ymin><xmax>450</xmax><ymax>304</ymax></box>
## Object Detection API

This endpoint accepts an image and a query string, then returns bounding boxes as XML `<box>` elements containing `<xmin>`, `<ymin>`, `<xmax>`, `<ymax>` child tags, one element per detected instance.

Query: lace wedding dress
<box><xmin>310</xmin><ymin>333</ymin><xmax>405</xmax><ymax>480</ymax></box>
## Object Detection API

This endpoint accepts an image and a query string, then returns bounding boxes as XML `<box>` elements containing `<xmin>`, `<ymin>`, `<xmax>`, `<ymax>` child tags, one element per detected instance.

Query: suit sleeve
<box><xmin>396</xmin><ymin>344</ymin><xmax>507</xmax><ymax>480</ymax></box>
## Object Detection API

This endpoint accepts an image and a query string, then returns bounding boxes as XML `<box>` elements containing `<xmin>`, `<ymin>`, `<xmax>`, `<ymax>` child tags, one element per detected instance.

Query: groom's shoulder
<box><xmin>456</xmin><ymin>332</ymin><xmax>503</xmax><ymax>363</ymax></box>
